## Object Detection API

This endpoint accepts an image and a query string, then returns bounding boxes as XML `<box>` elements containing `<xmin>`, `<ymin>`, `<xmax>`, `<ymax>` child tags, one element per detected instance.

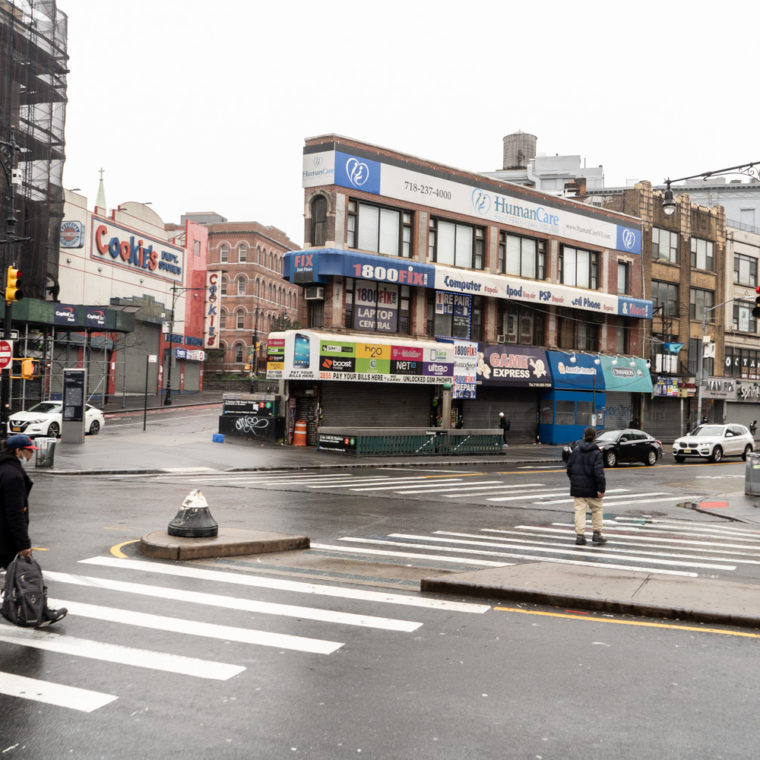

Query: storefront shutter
<box><xmin>319</xmin><ymin>382</ymin><xmax>433</xmax><ymax>427</ymax></box>
<box><xmin>461</xmin><ymin>387</ymin><xmax>540</xmax><ymax>443</ymax></box>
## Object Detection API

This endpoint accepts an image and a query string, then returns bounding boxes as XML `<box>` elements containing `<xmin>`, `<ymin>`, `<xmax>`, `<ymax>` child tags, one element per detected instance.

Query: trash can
<box><xmin>745</xmin><ymin>452</ymin><xmax>760</xmax><ymax>495</ymax></box>
<box><xmin>35</xmin><ymin>437</ymin><xmax>57</xmax><ymax>469</ymax></box>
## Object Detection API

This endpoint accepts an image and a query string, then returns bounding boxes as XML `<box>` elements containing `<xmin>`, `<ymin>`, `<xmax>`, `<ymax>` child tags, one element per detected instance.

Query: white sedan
<box><xmin>672</xmin><ymin>423</ymin><xmax>754</xmax><ymax>463</ymax></box>
<box><xmin>8</xmin><ymin>401</ymin><xmax>105</xmax><ymax>438</ymax></box>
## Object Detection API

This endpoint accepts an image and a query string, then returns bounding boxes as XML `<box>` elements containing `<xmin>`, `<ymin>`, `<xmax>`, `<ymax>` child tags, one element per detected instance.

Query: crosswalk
<box><xmin>0</xmin><ymin>555</ymin><xmax>489</xmax><ymax>713</ymax></box>
<box><xmin>311</xmin><ymin>517</ymin><xmax>760</xmax><ymax>580</ymax></box>
<box><xmin>125</xmin><ymin>469</ymin><xmax>691</xmax><ymax>509</ymax></box>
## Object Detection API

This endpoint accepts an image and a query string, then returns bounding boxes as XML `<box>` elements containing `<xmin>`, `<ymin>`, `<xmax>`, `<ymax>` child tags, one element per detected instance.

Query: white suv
<box><xmin>672</xmin><ymin>424</ymin><xmax>754</xmax><ymax>463</ymax></box>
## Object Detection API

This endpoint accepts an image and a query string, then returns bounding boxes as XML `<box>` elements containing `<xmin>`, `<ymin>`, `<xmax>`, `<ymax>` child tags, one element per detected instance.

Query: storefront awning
<box><xmin>600</xmin><ymin>356</ymin><xmax>653</xmax><ymax>393</ymax></box>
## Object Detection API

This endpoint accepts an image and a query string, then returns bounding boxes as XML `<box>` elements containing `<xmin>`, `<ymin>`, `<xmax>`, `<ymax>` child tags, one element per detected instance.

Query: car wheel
<box><xmin>710</xmin><ymin>446</ymin><xmax>723</xmax><ymax>463</ymax></box>
<box><xmin>675</xmin><ymin>455</ymin><xmax>685</xmax><ymax>463</ymax></box>
<box><xmin>644</xmin><ymin>448</ymin><xmax>658</xmax><ymax>466</ymax></box>
<box><xmin>604</xmin><ymin>450</ymin><xmax>617</xmax><ymax>468</ymax></box>
<box><xmin>743</xmin><ymin>444</ymin><xmax>753</xmax><ymax>461</ymax></box>
<box><xmin>47</xmin><ymin>422</ymin><xmax>60</xmax><ymax>438</ymax></box>
<box><xmin>88</xmin><ymin>420</ymin><xmax>100</xmax><ymax>435</ymax></box>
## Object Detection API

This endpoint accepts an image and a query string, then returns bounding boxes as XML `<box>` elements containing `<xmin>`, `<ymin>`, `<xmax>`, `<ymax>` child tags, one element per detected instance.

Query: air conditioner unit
<box><xmin>304</xmin><ymin>286</ymin><xmax>325</xmax><ymax>301</ymax></box>
<box><xmin>496</xmin><ymin>334</ymin><xmax>507</xmax><ymax>343</ymax></box>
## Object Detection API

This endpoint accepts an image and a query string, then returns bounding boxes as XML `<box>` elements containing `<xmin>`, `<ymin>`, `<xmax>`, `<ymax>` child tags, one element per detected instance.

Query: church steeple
<box><xmin>95</xmin><ymin>168</ymin><xmax>106</xmax><ymax>212</ymax></box>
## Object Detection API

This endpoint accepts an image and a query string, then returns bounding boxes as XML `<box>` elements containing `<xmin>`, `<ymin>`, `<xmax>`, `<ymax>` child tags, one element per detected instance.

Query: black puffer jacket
<box><xmin>0</xmin><ymin>452</ymin><xmax>33</xmax><ymax>568</ymax></box>
<box><xmin>566</xmin><ymin>440</ymin><xmax>606</xmax><ymax>498</ymax></box>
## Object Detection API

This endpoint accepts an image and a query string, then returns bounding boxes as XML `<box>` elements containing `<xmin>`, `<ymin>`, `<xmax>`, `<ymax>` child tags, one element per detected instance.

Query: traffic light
<box><xmin>20</xmin><ymin>358</ymin><xmax>34</xmax><ymax>380</ymax></box>
<box><xmin>754</xmin><ymin>286</ymin><xmax>760</xmax><ymax>319</ymax></box>
<box><xmin>5</xmin><ymin>266</ymin><xmax>22</xmax><ymax>303</ymax></box>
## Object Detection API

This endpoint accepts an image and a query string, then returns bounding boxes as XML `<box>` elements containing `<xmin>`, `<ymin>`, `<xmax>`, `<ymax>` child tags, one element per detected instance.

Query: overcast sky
<box><xmin>59</xmin><ymin>0</ymin><xmax>758</xmax><ymax>247</ymax></box>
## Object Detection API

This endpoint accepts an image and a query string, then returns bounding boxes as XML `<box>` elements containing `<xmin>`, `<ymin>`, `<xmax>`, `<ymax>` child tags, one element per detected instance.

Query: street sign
<box><xmin>0</xmin><ymin>340</ymin><xmax>13</xmax><ymax>370</ymax></box>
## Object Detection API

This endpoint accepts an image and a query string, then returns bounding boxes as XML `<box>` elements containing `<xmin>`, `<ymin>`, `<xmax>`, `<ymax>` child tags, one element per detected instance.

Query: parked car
<box><xmin>672</xmin><ymin>424</ymin><xmax>753</xmax><ymax>463</ymax></box>
<box><xmin>562</xmin><ymin>428</ymin><xmax>663</xmax><ymax>467</ymax></box>
<box><xmin>8</xmin><ymin>401</ymin><xmax>105</xmax><ymax>438</ymax></box>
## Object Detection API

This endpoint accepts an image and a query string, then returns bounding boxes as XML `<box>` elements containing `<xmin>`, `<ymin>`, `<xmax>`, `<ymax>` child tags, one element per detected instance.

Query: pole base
<box><xmin>168</xmin><ymin>507</ymin><xmax>218</xmax><ymax>538</ymax></box>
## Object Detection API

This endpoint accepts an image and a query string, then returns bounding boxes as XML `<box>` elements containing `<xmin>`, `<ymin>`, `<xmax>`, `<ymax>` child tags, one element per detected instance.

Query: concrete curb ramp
<box><xmin>421</xmin><ymin>562</ymin><xmax>760</xmax><ymax>629</ymax></box>
<box><xmin>139</xmin><ymin>528</ymin><xmax>309</xmax><ymax>561</ymax></box>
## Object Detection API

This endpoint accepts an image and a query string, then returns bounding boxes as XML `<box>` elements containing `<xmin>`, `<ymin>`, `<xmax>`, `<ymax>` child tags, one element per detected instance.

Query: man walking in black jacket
<box><xmin>566</xmin><ymin>426</ymin><xmax>607</xmax><ymax>546</ymax></box>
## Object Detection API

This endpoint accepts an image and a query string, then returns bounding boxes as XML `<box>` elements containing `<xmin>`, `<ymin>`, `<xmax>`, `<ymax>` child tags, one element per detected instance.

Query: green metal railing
<box><xmin>317</xmin><ymin>428</ymin><xmax>503</xmax><ymax>456</ymax></box>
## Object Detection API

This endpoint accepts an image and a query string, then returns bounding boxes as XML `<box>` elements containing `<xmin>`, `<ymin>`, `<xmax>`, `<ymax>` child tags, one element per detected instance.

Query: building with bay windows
<box><xmin>269</xmin><ymin>135</ymin><xmax>654</xmax><ymax>445</ymax></box>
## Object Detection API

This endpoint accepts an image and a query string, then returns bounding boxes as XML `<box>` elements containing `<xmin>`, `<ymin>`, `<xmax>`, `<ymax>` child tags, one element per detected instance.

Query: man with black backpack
<box><xmin>566</xmin><ymin>426</ymin><xmax>607</xmax><ymax>546</ymax></box>
<box><xmin>0</xmin><ymin>434</ymin><xmax>66</xmax><ymax>627</ymax></box>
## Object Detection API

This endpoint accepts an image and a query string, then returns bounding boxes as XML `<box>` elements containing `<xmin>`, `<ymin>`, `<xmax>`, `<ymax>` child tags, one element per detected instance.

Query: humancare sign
<box><xmin>303</xmin><ymin>146</ymin><xmax>642</xmax><ymax>256</ymax></box>
<box><xmin>90</xmin><ymin>216</ymin><xmax>184</xmax><ymax>284</ymax></box>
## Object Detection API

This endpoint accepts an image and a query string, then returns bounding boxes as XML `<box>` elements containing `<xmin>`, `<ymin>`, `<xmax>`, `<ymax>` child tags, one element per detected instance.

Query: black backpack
<box><xmin>1</xmin><ymin>554</ymin><xmax>48</xmax><ymax>627</ymax></box>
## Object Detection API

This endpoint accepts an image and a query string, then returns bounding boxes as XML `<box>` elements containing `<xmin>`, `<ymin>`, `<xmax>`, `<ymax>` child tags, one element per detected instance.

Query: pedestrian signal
<box><xmin>5</xmin><ymin>266</ymin><xmax>22</xmax><ymax>303</ymax></box>
<box><xmin>21</xmin><ymin>358</ymin><xmax>35</xmax><ymax>380</ymax></box>
<box><xmin>754</xmin><ymin>286</ymin><xmax>760</xmax><ymax>319</ymax></box>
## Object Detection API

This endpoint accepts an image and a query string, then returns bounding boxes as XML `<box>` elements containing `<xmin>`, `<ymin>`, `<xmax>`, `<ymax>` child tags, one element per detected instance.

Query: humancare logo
<box><xmin>345</xmin><ymin>158</ymin><xmax>370</xmax><ymax>188</ymax></box>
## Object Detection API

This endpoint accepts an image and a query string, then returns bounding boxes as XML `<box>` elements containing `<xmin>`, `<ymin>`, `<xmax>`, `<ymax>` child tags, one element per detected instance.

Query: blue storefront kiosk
<box><xmin>539</xmin><ymin>352</ymin><xmax>605</xmax><ymax>444</ymax></box>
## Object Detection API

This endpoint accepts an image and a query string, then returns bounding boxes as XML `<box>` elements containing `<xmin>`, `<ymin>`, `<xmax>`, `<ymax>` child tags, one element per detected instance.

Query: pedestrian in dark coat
<box><xmin>566</xmin><ymin>426</ymin><xmax>607</xmax><ymax>546</ymax></box>
<box><xmin>0</xmin><ymin>434</ymin><xmax>67</xmax><ymax>627</ymax></box>
<box><xmin>498</xmin><ymin>411</ymin><xmax>510</xmax><ymax>446</ymax></box>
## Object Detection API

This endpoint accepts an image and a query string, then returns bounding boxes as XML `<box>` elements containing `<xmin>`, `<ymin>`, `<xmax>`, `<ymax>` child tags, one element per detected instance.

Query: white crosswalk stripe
<box><xmin>0</xmin><ymin>551</ymin><xmax>487</xmax><ymax>712</ymax></box>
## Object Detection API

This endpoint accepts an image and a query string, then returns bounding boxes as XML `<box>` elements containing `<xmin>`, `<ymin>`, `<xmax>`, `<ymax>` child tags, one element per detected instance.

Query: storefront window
<box><xmin>498</xmin><ymin>303</ymin><xmax>546</xmax><ymax>345</ymax></box>
<box><xmin>555</xmin><ymin>400</ymin><xmax>575</xmax><ymax>426</ymax></box>
<box><xmin>576</xmin><ymin>401</ymin><xmax>593</xmax><ymax>426</ymax></box>
<box><xmin>426</xmin><ymin>291</ymin><xmax>473</xmax><ymax>339</ymax></box>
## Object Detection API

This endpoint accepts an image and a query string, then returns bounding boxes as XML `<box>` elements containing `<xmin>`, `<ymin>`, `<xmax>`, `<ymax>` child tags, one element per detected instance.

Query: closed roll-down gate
<box><xmin>646</xmin><ymin>397</ymin><xmax>683</xmax><ymax>442</ymax></box>
<box><xmin>726</xmin><ymin>402</ymin><xmax>760</xmax><ymax>433</ymax></box>
<box><xmin>319</xmin><ymin>382</ymin><xmax>433</xmax><ymax>428</ymax></box>
<box><xmin>462</xmin><ymin>388</ymin><xmax>539</xmax><ymax>444</ymax></box>
<box><xmin>604</xmin><ymin>392</ymin><xmax>633</xmax><ymax>430</ymax></box>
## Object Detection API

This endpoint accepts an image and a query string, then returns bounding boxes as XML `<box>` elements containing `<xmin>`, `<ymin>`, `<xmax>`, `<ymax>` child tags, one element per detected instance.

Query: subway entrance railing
<box><xmin>316</xmin><ymin>428</ymin><xmax>503</xmax><ymax>456</ymax></box>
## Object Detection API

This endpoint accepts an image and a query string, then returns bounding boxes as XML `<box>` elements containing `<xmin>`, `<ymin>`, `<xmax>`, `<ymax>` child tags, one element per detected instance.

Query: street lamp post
<box><xmin>696</xmin><ymin>297</ymin><xmax>736</xmax><ymax>425</ymax></box>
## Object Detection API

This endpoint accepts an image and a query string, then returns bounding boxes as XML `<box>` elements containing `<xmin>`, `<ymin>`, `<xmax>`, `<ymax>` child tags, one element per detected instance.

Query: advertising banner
<box><xmin>266</xmin><ymin>330</ymin><xmax>453</xmax><ymax>384</ymax></box>
<box><xmin>452</xmin><ymin>340</ymin><xmax>478</xmax><ymax>398</ymax></box>
<box><xmin>599</xmin><ymin>356</ymin><xmax>653</xmax><ymax>393</ymax></box>
<box><xmin>476</xmin><ymin>345</ymin><xmax>552</xmax><ymax>387</ymax></box>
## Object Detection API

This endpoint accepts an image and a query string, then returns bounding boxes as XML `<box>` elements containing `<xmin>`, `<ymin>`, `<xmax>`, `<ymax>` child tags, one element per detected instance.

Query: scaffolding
<box><xmin>0</xmin><ymin>0</ymin><xmax>68</xmax><ymax>296</ymax></box>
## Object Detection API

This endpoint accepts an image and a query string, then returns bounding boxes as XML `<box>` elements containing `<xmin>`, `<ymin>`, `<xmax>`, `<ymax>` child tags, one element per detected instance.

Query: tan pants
<box><xmin>574</xmin><ymin>496</ymin><xmax>603</xmax><ymax>535</ymax></box>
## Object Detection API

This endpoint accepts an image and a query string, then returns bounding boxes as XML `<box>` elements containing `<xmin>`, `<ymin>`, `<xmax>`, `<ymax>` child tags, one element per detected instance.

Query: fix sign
<box><xmin>0</xmin><ymin>340</ymin><xmax>13</xmax><ymax>370</ymax></box>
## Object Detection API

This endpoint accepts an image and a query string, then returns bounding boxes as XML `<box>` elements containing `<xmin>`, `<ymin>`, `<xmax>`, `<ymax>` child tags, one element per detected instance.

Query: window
<box><xmin>689</xmin><ymin>288</ymin><xmax>715</xmax><ymax>321</ymax></box>
<box><xmin>651</xmin><ymin>280</ymin><xmax>679</xmax><ymax>317</ymax></box>
<box><xmin>236</xmin><ymin>310</ymin><xmax>245</xmax><ymax>329</ymax></box>
<box><xmin>734</xmin><ymin>253</ymin><xmax>757</xmax><ymax>287</ymax></box>
<box><xmin>193</xmin><ymin>241</ymin><xmax>200</xmax><ymax>257</ymax></box>
<box><xmin>235</xmin><ymin>343</ymin><xmax>244</xmax><ymax>363</ymax></box>
<box><xmin>733</xmin><ymin>301</ymin><xmax>758</xmax><ymax>333</ymax></box>
<box><xmin>617</xmin><ymin>261</ymin><xmax>630</xmax><ymax>295</ymax></box>
<box><xmin>498</xmin><ymin>233</ymin><xmax>546</xmax><ymax>279</ymax></box>
<box><xmin>237</xmin><ymin>276</ymin><xmax>246</xmax><ymax>296</ymax></box>
<box><xmin>219</xmin><ymin>310</ymin><xmax>226</xmax><ymax>329</ymax></box>
<box><xmin>426</xmin><ymin>291</ymin><xmax>477</xmax><ymax>339</ymax></box>
<box><xmin>725</xmin><ymin>346</ymin><xmax>760</xmax><ymax>379</ymax></box>
<box><xmin>497</xmin><ymin>302</ymin><xmax>546</xmax><ymax>345</ymax></box>
<box><xmin>688</xmin><ymin>337</ymin><xmax>713</xmax><ymax>376</ymax></box>
<box><xmin>559</xmin><ymin>246</ymin><xmax>598</xmax><ymax>289</ymax></box>
<box><xmin>344</xmin><ymin>278</ymin><xmax>410</xmax><ymax>334</ymax></box>
<box><xmin>221</xmin><ymin>276</ymin><xmax>228</xmax><ymax>296</ymax></box>
<box><xmin>615</xmin><ymin>322</ymin><xmax>628</xmax><ymax>354</ymax></box>
<box><xmin>652</xmin><ymin>227</ymin><xmax>678</xmax><ymax>263</ymax></box>
<box><xmin>311</xmin><ymin>196</ymin><xmax>327</xmax><ymax>246</ymax></box>
<box><xmin>220</xmin><ymin>244</ymin><xmax>229</xmax><ymax>263</ymax></box>
<box><xmin>347</xmin><ymin>200</ymin><xmax>412</xmax><ymax>257</ymax></box>
<box><xmin>690</xmin><ymin>237</ymin><xmax>714</xmax><ymax>271</ymax></box>
<box><xmin>429</xmin><ymin>218</ymin><xmax>484</xmax><ymax>269</ymax></box>
<box><xmin>239</xmin><ymin>243</ymin><xmax>248</xmax><ymax>262</ymax></box>
<box><xmin>556</xmin><ymin>308</ymin><xmax>600</xmax><ymax>351</ymax></box>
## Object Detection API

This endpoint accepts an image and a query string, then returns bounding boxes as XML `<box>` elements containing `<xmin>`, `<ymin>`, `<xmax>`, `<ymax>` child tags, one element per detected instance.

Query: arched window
<box><xmin>257</xmin><ymin>246</ymin><xmax>262</xmax><ymax>264</ymax></box>
<box><xmin>220</xmin><ymin>244</ymin><xmax>229</xmax><ymax>263</ymax></box>
<box><xmin>221</xmin><ymin>276</ymin><xmax>228</xmax><ymax>295</ymax></box>
<box><xmin>236</xmin><ymin>309</ymin><xmax>245</xmax><ymax>329</ymax></box>
<box><xmin>235</xmin><ymin>343</ymin><xmax>244</xmax><ymax>363</ymax></box>
<box><xmin>220</xmin><ymin>310</ymin><xmax>227</xmax><ymax>329</ymax></box>
<box><xmin>239</xmin><ymin>243</ymin><xmax>248</xmax><ymax>262</ymax></box>
<box><xmin>268</xmin><ymin>283</ymin><xmax>273</xmax><ymax>301</ymax></box>
<box><xmin>237</xmin><ymin>276</ymin><xmax>246</xmax><ymax>296</ymax></box>
<box><xmin>311</xmin><ymin>196</ymin><xmax>327</xmax><ymax>246</ymax></box>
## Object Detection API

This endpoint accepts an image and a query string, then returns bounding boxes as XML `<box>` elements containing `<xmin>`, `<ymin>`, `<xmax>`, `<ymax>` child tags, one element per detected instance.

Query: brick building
<box><xmin>192</xmin><ymin>216</ymin><xmax>302</xmax><ymax>374</ymax></box>
<box><xmin>268</xmin><ymin>135</ymin><xmax>655</xmax><ymax>445</ymax></box>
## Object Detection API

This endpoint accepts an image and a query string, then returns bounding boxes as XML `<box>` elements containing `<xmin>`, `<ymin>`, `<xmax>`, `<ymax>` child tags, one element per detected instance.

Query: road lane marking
<box><xmin>394</xmin><ymin>480</ymin><xmax>504</xmax><ymax>494</ymax></box>
<box><xmin>79</xmin><ymin>556</ymin><xmax>490</xmax><ymax>614</ymax></box>
<box><xmin>44</xmin><ymin>572</ymin><xmax>421</xmax><ymax>632</ymax></box>
<box><xmin>0</xmin><ymin>672</ymin><xmax>117</xmax><ymax>712</ymax></box>
<box><xmin>309</xmin><ymin>543</ymin><xmax>509</xmax><ymax>567</ymax></box>
<box><xmin>334</xmin><ymin>537</ymin><xmax>697</xmax><ymax>577</ymax></box>
<box><xmin>536</xmin><ymin>491</ymin><xmax>668</xmax><ymax>505</ymax></box>
<box><xmin>50</xmin><ymin>599</ymin><xmax>342</xmax><ymax>654</ymax></box>
<box><xmin>0</xmin><ymin>623</ymin><xmax>244</xmax><ymax>680</ymax></box>
<box><xmin>487</xmin><ymin>487</ymin><xmax>630</xmax><ymax>503</ymax></box>
<box><xmin>493</xmin><ymin>606</ymin><xmax>760</xmax><ymax>638</ymax></box>
<box><xmin>387</xmin><ymin>533</ymin><xmax>736</xmax><ymax>571</ymax></box>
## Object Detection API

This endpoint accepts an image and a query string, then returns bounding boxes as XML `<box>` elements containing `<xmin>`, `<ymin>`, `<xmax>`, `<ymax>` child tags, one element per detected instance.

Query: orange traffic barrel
<box><xmin>293</xmin><ymin>419</ymin><xmax>307</xmax><ymax>446</ymax></box>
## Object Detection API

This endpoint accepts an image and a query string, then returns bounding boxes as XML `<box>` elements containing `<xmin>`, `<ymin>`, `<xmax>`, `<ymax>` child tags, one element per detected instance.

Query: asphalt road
<box><xmin>3</xmin><ymin>408</ymin><xmax>760</xmax><ymax>758</ymax></box>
